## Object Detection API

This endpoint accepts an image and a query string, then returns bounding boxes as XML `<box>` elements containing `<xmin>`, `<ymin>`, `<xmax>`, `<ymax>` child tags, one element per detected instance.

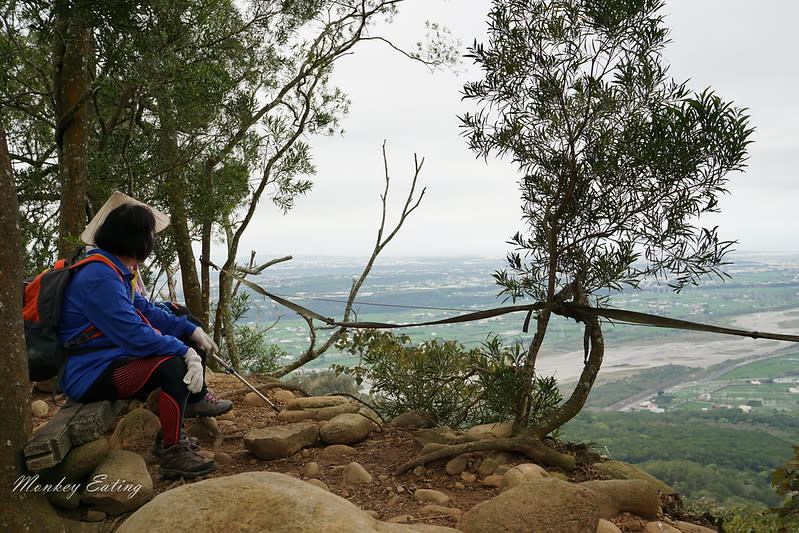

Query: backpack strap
<box><xmin>62</xmin><ymin>254</ymin><xmax>128</xmax><ymax>349</ymax></box>
<box><xmin>70</xmin><ymin>253</ymin><xmax>125</xmax><ymax>280</ymax></box>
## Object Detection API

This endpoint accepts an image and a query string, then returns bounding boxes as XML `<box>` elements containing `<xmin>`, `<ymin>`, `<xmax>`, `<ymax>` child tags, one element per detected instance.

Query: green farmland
<box><xmin>720</xmin><ymin>356</ymin><xmax>799</xmax><ymax>380</ymax></box>
<box><xmin>606</xmin><ymin>352</ymin><xmax>799</xmax><ymax>414</ymax></box>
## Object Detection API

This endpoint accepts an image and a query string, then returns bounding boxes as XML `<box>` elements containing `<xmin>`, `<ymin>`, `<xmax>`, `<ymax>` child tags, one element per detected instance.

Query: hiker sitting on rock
<box><xmin>58</xmin><ymin>199</ymin><xmax>232</xmax><ymax>479</ymax></box>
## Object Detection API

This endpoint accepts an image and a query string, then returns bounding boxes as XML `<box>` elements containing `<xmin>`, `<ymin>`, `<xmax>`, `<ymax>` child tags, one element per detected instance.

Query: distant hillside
<box><xmin>560</xmin><ymin>356</ymin><xmax>799</xmax><ymax>508</ymax></box>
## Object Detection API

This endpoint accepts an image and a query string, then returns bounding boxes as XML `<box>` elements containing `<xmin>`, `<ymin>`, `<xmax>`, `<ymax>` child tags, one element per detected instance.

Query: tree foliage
<box><xmin>460</xmin><ymin>0</ymin><xmax>753</xmax><ymax>435</ymax></box>
<box><xmin>770</xmin><ymin>445</ymin><xmax>799</xmax><ymax>530</ymax></box>
<box><xmin>3</xmin><ymin>0</ymin><xmax>455</xmax><ymax>365</ymax></box>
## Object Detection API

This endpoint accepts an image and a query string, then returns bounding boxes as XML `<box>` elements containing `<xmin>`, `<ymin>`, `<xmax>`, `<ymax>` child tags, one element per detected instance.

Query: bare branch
<box><xmin>274</xmin><ymin>143</ymin><xmax>426</xmax><ymax>377</ymax></box>
<box><xmin>235</xmin><ymin>255</ymin><xmax>293</xmax><ymax>276</ymax></box>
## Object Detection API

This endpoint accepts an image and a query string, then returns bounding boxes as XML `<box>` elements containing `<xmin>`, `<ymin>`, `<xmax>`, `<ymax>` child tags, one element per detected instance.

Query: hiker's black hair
<box><xmin>94</xmin><ymin>204</ymin><xmax>156</xmax><ymax>261</ymax></box>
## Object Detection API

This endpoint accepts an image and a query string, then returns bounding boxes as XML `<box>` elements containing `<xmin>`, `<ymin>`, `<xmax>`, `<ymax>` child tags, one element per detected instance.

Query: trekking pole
<box><xmin>210</xmin><ymin>353</ymin><xmax>280</xmax><ymax>412</ymax></box>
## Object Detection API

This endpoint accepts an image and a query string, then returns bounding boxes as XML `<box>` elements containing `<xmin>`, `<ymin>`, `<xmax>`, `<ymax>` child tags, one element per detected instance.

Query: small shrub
<box><xmin>334</xmin><ymin>331</ymin><xmax>562</xmax><ymax>432</ymax></box>
<box><xmin>334</xmin><ymin>330</ymin><xmax>479</xmax><ymax>426</ymax></box>
<box><xmin>213</xmin><ymin>291</ymin><xmax>284</xmax><ymax>375</ymax></box>
<box><xmin>475</xmin><ymin>335</ymin><xmax>562</xmax><ymax>430</ymax></box>
<box><xmin>236</xmin><ymin>326</ymin><xmax>284</xmax><ymax>376</ymax></box>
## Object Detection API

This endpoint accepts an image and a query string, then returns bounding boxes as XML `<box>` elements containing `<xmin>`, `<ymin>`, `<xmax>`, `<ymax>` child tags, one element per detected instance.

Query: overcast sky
<box><xmin>236</xmin><ymin>0</ymin><xmax>799</xmax><ymax>260</ymax></box>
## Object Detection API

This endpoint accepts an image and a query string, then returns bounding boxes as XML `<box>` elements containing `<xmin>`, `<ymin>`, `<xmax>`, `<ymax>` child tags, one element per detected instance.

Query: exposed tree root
<box><xmin>395</xmin><ymin>434</ymin><xmax>576</xmax><ymax>475</ymax></box>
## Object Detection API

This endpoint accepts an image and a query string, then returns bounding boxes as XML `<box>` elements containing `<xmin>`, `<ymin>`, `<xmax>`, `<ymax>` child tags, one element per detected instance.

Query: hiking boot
<box><xmin>151</xmin><ymin>430</ymin><xmax>200</xmax><ymax>459</ymax></box>
<box><xmin>158</xmin><ymin>442</ymin><xmax>217</xmax><ymax>479</ymax></box>
<box><xmin>184</xmin><ymin>389</ymin><xmax>233</xmax><ymax>418</ymax></box>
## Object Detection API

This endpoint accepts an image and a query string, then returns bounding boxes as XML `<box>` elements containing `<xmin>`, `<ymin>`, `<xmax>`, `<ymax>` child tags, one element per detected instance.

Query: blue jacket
<box><xmin>58</xmin><ymin>249</ymin><xmax>197</xmax><ymax>400</ymax></box>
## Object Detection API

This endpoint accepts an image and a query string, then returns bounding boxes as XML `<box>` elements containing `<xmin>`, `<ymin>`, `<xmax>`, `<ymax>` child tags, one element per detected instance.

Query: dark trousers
<box><xmin>82</xmin><ymin>348</ymin><xmax>208</xmax><ymax>446</ymax></box>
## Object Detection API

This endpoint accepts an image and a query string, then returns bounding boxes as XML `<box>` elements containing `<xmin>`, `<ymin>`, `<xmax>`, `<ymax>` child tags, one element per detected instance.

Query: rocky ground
<box><xmin>30</xmin><ymin>369</ymin><xmax>719</xmax><ymax>532</ymax></box>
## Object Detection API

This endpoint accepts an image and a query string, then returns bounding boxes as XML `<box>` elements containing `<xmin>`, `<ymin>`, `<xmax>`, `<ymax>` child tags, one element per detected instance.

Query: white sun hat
<box><xmin>80</xmin><ymin>191</ymin><xmax>171</xmax><ymax>245</ymax></box>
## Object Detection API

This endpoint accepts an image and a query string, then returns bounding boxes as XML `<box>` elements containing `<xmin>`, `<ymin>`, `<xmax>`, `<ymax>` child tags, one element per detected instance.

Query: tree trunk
<box><xmin>222</xmin><ymin>288</ymin><xmax>240</xmax><ymax>370</ymax></box>
<box><xmin>534</xmin><ymin>317</ymin><xmax>604</xmax><ymax>439</ymax></box>
<box><xmin>212</xmin><ymin>267</ymin><xmax>240</xmax><ymax>369</ymax></box>
<box><xmin>157</xmin><ymin>95</ymin><xmax>203</xmax><ymax>317</ymax></box>
<box><xmin>54</xmin><ymin>2</ymin><xmax>91</xmax><ymax>258</ymax></box>
<box><xmin>0</xmin><ymin>119</ymin><xmax>35</xmax><ymax>530</ymax></box>
<box><xmin>513</xmin><ymin>310</ymin><xmax>552</xmax><ymax>432</ymax></box>
<box><xmin>199</xmin><ymin>159</ymin><xmax>215</xmax><ymax>327</ymax></box>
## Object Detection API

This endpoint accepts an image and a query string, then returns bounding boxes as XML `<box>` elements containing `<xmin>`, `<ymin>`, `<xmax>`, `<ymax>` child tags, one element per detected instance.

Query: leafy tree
<box><xmin>5</xmin><ymin>0</ymin><xmax>455</xmax><ymax>362</ymax></box>
<box><xmin>461</xmin><ymin>0</ymin><xmax>753</xmax><ymax>436</ymax></box>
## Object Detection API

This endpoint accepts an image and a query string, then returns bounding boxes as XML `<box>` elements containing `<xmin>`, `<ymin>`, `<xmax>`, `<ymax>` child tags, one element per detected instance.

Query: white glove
<box><xmin>182</xmin><ymin>348</ymin><xmax>204</xmax><ymax>393</ymax></box>
<box><xmin>190</xmin><ymin>327</ymin><xmax>219</xmax><ymax>357</ymax></box>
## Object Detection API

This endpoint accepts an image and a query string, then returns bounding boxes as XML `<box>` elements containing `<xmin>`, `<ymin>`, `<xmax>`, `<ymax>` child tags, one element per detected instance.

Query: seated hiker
<box><xmin>58</xmin><ymin>198</ymin><xmax>232</xmax><ymax>479</ymax></box>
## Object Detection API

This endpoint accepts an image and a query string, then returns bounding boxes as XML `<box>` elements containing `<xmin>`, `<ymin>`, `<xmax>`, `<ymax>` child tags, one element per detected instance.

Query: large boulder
<box><xmin>320</xmin><ymin>413</ymin><xmax>373</xmax><ymax>444</ymax></box>
<box><xmin>244</xmin><ymin>422</ymin><xmax>318</xmax><ymax>459</ymax></box>
<box><xmin>117</xmin><ymin>472</ymin><xmax>459</xmax><ymax>533</ymax></box>
<box><xmin>597</xmin><ymin>519</ymin><xmax>623</xmax><ymax>533</ymax></box>
<box><xmin>580</xmin><ymin>479</ymin><xmax>660</xmax><ymax>520</ymax></box>
<box><xmin>109</xmin><ymin>407</ymin><xmax>161</xmax><ymax>449</ymax></box>
<box><xmin>272</xmin><ymin>389</ymin><xmax>296</xmax><ymax>403</ymax></box>
<box><xmin>359</xmin><ymin>406</ymin><xmax>382</xmax><ymax>424</ymax></box>
<box><xmin>458</xmin><ymin>477</ymin><xmax>599</xmax><ymax>533</ymax></box>
<box><xmin>642</xmin><ymin>522</ymin><xmax>681</xmax><ymax>533</ymax></box>
<box><xmin>594</xmin><ymin>460</ymin><xmax>676</xmax><ymax>495</ymax></box>
<box><xmin>244</xmin><ymin>391</ymin><xmax>273</xmax><ymax>407</ymax></box>
<box><xmin>342</xmin><ymin>462</ymin><xmax>373</xmax><ymax>485</ymax></box>
<box><xmin>81</xmin><ymin>449</ymin><xmax>153</xmax><ymax>515</ymax></box>
<box><xmin>389</xmin><ymin>411</ymin><xmax>435</xmax><ymax>428</ymax></box>
<box><xmin>671</xmin><ymin>521</ymin><xmax>718</xmax><ymax>533</ymax></box>
<box><xmin>414</xmin><ymin>489</ymin><xmax>450</xmax><ymax>505</ymax></box>
<box><xmin>277</xmin><ymin>396</ymin><xmax>361</xmax><ymax>422</ymax></box>
<box><xmin>45</xmin><ymin>437</ymin><xmax>110</xmax><ymax>483</ymax></box>
<box><xmin>413</xmin><ymin>427</ymin><xmax>468</xmax><ymax>451</ymax></box>
<box><xmin>445</xmin><ymin>454</ymin><xmax>470</xmax><ymax>475</ymax></box>
<box><xmin>319</xmin><ymin>444</ymin><xmax>358</xmax><ymax>464</ymax></box>
<box><xmin>478</xmin><ymin>452</ymin><xmax>513</xmax><ymax>477</ymax></box>
<box><xmin>464</xmin><ymin>421</ymin><xmax>514</xmax><ymax>441</ymax></box>
<box><xmin>499</xmin><ymin>463</ymin><xmax>548</xmax><ymax>492</ymax></box>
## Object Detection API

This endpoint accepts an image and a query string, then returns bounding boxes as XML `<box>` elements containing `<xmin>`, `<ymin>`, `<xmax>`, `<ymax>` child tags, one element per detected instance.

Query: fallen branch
<box><xmin>395</xmin><ymin>434</ymin><xmax>576</xmax><ymax>475</ymax></box>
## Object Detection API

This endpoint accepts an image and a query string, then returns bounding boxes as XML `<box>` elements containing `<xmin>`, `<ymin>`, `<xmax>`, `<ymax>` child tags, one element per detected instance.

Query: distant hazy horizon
<box><xmin>213</xmin><ymin>248</ymin><xmax>799</xmax><ymax>265</ymax></box>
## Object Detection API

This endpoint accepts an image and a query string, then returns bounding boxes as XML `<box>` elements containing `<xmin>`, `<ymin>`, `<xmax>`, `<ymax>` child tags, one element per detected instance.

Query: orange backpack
<box><xmin>23</xmin><ymin>254</ymin><xmax>123</xmax><ymax>381</ymax></box>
